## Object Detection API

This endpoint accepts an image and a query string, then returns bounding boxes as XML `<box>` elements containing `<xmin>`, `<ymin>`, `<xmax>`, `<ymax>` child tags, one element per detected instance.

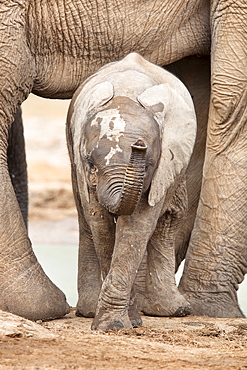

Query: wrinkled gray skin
<box><xmin>0</xmin><ymin>0</ymin><xmax>246</xmax><ymax>322</ymax></box>
<box><xmin>67</xmin><ymin>53</ymin><xmax>197</xmax><ymax>330</ymax></box>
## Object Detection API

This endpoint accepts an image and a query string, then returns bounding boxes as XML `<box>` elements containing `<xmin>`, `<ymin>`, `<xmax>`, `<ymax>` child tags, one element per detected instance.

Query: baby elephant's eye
<box><xmin>87</xmin><ymin>157</ymin><xmax>97</xmax><ymax>172</ymax></box>
<box><xmin>145</xmin><ymin>159</ymin><xmax>154</xmax><ymax>172</ymax></box>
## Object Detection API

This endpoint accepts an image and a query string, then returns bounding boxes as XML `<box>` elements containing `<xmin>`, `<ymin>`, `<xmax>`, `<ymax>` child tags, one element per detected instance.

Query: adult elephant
<box><xmin>0</xmin><ymin>0</ymin><xmax>246</xmax><ymax>320</ymax></box>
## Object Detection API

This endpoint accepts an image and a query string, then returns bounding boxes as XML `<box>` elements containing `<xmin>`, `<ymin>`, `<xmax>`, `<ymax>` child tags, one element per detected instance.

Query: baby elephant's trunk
<box><xmin>114</xmin><ymin>139</ymin><xmax>147</xmax><ymax>216</ymax></box>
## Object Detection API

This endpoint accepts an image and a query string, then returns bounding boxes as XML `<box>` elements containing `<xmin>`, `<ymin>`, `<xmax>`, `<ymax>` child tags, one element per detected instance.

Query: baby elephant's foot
<box><xmin>76</xmin><ymin>295</ymin><xmax>98</xmax><ymax>318</ymax></box>
<box><xmin>128</xmin><ymin>302</ymin><xmax>142</xmax><ymax>327</ymax></box>
<box><xmin>91</xmin><ymin>307</ymin><xmax>133</xmax><ymax>331</ymax></box>
<box><xmin>142</xmin><ymin>289</ymin><xmax>192</xmax><ymax>317</ymax></box>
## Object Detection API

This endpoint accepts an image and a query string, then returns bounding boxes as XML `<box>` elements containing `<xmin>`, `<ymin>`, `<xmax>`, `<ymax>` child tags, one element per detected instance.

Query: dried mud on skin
<box><xmin>0</xmin><ymin>309</ymin><xmax>247</xmax><ymax>369</ymax></box>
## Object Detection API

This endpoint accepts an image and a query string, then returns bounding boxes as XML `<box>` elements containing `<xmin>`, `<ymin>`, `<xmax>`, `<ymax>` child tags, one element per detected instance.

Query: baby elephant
<box><xmin>66</xmin><ymin>52</ymin><xmax>196</xmax><ymax>331</ymax></box>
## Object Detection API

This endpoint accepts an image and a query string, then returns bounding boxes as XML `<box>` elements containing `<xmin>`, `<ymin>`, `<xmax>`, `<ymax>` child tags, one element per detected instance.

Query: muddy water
<box><xmin>33</xmin><ymin>243</ymin><xmax>78</xmax><ymax>306</ymax></box>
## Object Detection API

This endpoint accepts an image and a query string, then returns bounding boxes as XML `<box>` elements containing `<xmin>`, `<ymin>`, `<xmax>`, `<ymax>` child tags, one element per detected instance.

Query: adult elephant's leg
<box><xmin>166</xmin><ymin>56</ymin><xmax>210</xmax><ymax>270</ymax></box>
<box><xmin>0</xmin><ymin>110</ymin><xmax>70</xmax><ymax>319</ymax></box>
<box><xmin>7</xmin><ymin>108</ymin><xmax>28</xmax><ymax>228</ymax></box>
<box><xmin>142</xmin><ymin>179</ymin><xmax>191</xmax><ymax>317</ymax></box>
<box><xmin>179</xmin><ymin>2</ymin><xmax>247</xmax><ymax>318</ymax></box>
<box><xmin>0</xmin><ymin>139</ymin><xmax>70</xmax><ymax>320</ymax></box>
<box><xmin>0</xmin><ymin>9</ymin><xmax>69</xmax><ymax>319</ymax></box>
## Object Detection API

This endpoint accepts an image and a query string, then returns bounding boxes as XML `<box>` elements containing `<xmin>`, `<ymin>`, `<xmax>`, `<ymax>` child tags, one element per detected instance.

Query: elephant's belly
<box><xmin>31</xmin><ymin>0</ymin><xmax>210</xmax><ymax>99</ymax></box>
<box><xmin>32</xmin><ymin>56</ymin><xmax>94</xmax><ymax>99</ymax></box>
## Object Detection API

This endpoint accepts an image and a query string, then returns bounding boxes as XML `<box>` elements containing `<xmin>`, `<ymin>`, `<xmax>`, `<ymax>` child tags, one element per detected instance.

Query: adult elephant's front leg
<box><xmin>91</xmin><ymin>203</ymin><xmax>161</xmax><ymax>331</ymax></box>
<box><xmin>0</xmin><ymin>15</ymin><xmax>69</xmax><ymax>319</ymax></box>
<box><xmin>179</xmin><ymin>1</ymin><xmax>247</xmax><ymax>318</ymax></box>
<box><xmin>7</xmin><ymin>108</ymin><xmax>28</xmax><ymax>227</ymax></box>
<box><xmin>0</xmin><ymin>150</ymin><xmax>69</xmax><ymax>320</ymax></box>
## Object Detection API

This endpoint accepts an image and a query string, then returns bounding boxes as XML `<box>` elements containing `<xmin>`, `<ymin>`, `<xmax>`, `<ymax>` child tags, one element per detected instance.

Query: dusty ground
<box><xmin>1</xmin><ymin>95</ymin><xmax>246</xmax><ymax>369</ymax></box>
<box><xmin>1</xmin><ymin>310</ymin><xmax>247</xmax><ymax>369</ymax></box>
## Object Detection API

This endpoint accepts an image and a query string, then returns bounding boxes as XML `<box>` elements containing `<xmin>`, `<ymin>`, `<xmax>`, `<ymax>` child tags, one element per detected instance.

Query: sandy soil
<box><xmin>1</xmin><ymin>310</ymin><xmax>247</xmax><ymax>369</ymax></box>
<box><xmin>1</xmin><ymin>94</ymin><xmax>246</xmax><ymax>369</ymax></box>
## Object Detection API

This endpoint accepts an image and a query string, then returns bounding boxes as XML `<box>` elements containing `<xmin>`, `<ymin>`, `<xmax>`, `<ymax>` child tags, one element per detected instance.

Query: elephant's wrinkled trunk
<box><xmin>112</xmin><ymin>139</ymin><xmax>147</xmax><ymax>215</ymax></box>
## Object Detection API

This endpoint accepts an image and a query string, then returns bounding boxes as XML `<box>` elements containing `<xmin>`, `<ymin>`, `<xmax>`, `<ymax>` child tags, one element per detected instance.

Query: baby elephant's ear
<box><xmin>71</xmin><ymin>81</ymin><xmax>114</xmax><ymax>148</ymax></box>
<box><xmin>70</xmin><ymin>81</ymin><xmax>114</xmax><ymax>203</ymax></box>
<box><xmin>73</xmin><ymin>81</ymin><xmax>114</xmax><ymax>118</ymax></box>
<box><xmin>138</xmin><ymin>83</ymin><xmax>197</xmax><ymax>207</ymax></box>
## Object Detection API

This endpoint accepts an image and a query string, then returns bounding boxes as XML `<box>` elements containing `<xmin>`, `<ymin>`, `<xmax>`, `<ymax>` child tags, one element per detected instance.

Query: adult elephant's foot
<box><xmin>91</xmin><ymin>307</ymin><xmax>133</xmax><ymax>331</ymax></box>
<box><xmin>142</xmin><ymin>288</ymin><xmax>192</xmax><ymax>317</ymax></box>
<box><xmin>179</xmin><ymin>144</ymin><xmax>247</xmax><ymax>318</ymax></box>
<box><xmin>180</xmin><ymin>291</ymin><xmax>245</xmax><ymax>318</ymax></box>
<box><xmin>0</xmin><ymin>254</ymin><xmax>70</xmax><ymax>321</ymax></box>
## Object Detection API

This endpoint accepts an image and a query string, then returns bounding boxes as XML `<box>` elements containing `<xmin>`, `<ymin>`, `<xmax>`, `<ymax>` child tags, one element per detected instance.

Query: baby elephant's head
<box><xmin>70</xmin><ymin>78</ymin><xmax>196</xmax><ymax>216</ymax></box>
<box><xmin>83</xmin><ymin>95</ymin><xmax>162</xmax><ymax>215</ymax></box>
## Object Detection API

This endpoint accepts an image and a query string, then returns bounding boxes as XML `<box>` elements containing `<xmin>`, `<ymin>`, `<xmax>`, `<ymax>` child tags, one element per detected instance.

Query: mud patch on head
<box><xmin>90</xmin><ymin>108</ymin><xmax>126</xmax><ymax>165</ymax></box>
<box><xmin>97</xmin><ymin>108</ymin><xmax>126</xmax><ymax>141</ymax></box>
<box><xmin>104</xmin><ymin>145</ymin><xmax>122</xmax><ymax>165</ymax></box>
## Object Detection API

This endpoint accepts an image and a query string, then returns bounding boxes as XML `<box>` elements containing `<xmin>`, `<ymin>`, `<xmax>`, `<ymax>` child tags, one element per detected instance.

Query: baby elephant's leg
<box><xmin>128</xmin><ymin>286</ymin><xmax>142</xmax><ymax>327</ymax></box>
<box><xmin>76</xmin><ymin>221</ymin><xmax>102</xmax><ymax>318</ymax></box>
<box><xmin>142</xmin><ymin>180</ymin><xmax>192</xmax><ymax>317</ymax></box>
